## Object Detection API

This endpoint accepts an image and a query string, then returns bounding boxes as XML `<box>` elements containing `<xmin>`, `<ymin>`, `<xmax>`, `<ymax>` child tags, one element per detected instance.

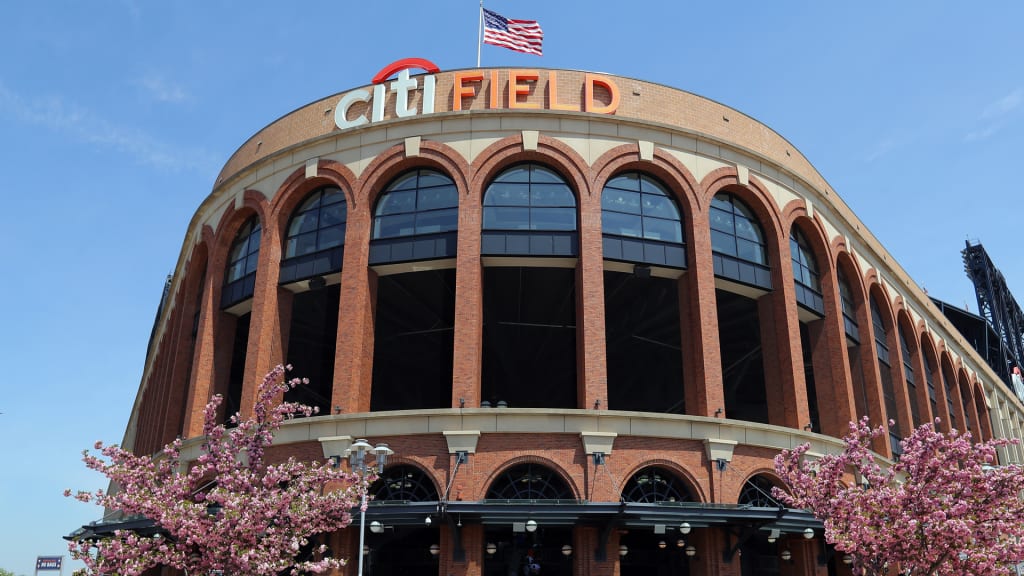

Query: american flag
<box><xmin>483</xmin><ymin>8</ymin><xmax>543</xmax><ymax>56</ymax></box>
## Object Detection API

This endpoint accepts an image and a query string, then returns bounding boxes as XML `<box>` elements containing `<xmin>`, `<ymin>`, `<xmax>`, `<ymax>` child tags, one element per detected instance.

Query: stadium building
<box><xmin>117</xmin><ymin>59</ymin><xmax>1024</xmax><ymax>576</ymax></box>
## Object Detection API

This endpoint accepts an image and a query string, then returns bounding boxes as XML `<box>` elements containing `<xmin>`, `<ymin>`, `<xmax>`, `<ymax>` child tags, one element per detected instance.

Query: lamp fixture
<box><xmin>424</xmin><ymin>515</ymin><xmax>432</xmax><ymax>527</ymax></box>
<box><xmin>618</xmin><ymin>545</ymin><xmax>629</xmax><ymax>557</ymax></box>
<box><xmin>781</xmin><ymin>549</ymin><xmax>792</xmax><ymax>562</ymax></box>
<box><xmin>679</xmin><ymin>522</ymin><xmax>691</xmax><ymax>535</ymax></box>
<box><xmin>369</xmin><ymin>521</ymin><xmax>384</xmax><ymax>534</ymax></box>
<box><xmin>525</xmin><ymin>519</ymin><xmax>538</xmax><ymax>533</ymax></box>
<box><xmin>486</xmin><ymin>543</ymin><xmax>497</xmax><ymax>556</ymax></box>
<box><xmin>658</xmin><ymin>540</ymin><xmax>666</xmax><ymax>549</ymax></box>
<box><xmin>842</xmin><ymin>554</ymin><xmax>853</xmax><ymax>565</ymax></box>
<box><xmin>429</xmin><ymin>544</ymin><xmax>440</xmax><ymax>557</ymax></box>
<box><xmin>561</xmin><ymin>544</ymin><xmax>573</xmax><ymax>557</ymax></box>
<box><xmin>676</xmin><ymin>539</ymin><xmax>685</xmax><ymax>548</ymax></box>
<box><xmin>803</xmin><ymin>528</ymin><xmax>815</xmax><ymax>540</ymax></box>
<box><xmin>767</xmin><ymin>528</ymin><xmax>780</xmax><ymax>544</ymax></box>
<box><xmin>362</xmin><ymin>545</ymin><xmax>370</xmax><ymax>556</ymax></box>
<box><xmin>685</xmin><ymin>545</ymin><xmax>696</xmax><ymax>558</ymax></box>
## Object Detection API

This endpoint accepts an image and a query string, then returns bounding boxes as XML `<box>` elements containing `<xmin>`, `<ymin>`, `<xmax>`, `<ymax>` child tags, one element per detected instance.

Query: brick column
<box><xmin>451</xmin><ymin>189</ymin><xmax>483</xmax><ymax>408</ymax></box>
<box><xmin>576</xmin><ymin>177</ymin><xmax>608</xmax><ymax>410</ymax></box>
<box><xmin>759</xmin><ymin>287</ymin><xmax>810</xmax><ymax>430</ymax></box>
<box><xmin>239</xmin><ymin>223</ymin><xmax>286</xmax><ymax>418</ymax></box>
<box><xmin>183</xmin><ymin>267</ymin><xmax>224</xmax><ymax>438</ymax></box>
<box><xmin>683</xmin><ymin>213</ymin><xmax>724</xmax><ymax>418</ymax></box>
<box><xmin>334</xmin><ymin>200</ymin><xmax>375</xmax><ymax>413</ymax></box>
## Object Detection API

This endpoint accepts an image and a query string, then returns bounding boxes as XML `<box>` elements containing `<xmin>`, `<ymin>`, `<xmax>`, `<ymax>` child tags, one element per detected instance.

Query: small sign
<box><xmin>36</xmin><ymin>557</ymin><xmax>63</xmax><ymax>571</ymax></box>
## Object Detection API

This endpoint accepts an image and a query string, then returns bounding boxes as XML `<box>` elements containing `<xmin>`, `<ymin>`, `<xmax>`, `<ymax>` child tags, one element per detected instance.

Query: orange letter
<box><xmin>547</xmin><ymin>71</ymin><xmax>576</xmax><ymax>111</ymax></box>
<box><xmin>489</xmin><ymin>69</ymin><xmax>501</xmax><ymax>109</ymax></box>
<box><xmin>453</xmin><ymin>71</ymin><xmax>483</xmax><ymax>111</ymax></box>
<box><xmin>585</xmin><ymin>73</ymin><xmax>620</xmax><ymax>115</ymax></box>
<box><xmin>508</xmin><ymin>69</ymin><xmax>540</xmax><ymax>109</ymax></box>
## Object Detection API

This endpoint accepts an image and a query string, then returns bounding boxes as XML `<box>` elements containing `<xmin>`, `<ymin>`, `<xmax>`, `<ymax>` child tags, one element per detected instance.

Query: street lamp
<box><xmin>346</xmin><ymin>439</ymin><xmax>393</xmax><ymax>576</ymax></box>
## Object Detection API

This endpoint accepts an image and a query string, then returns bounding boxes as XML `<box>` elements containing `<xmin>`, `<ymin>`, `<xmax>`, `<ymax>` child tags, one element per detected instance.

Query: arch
<box><xmin>590</xmin><ymin>143</ymin><xmax>701</xmax><ymax>223</ymax></box>
<box><xmin>789</xmin><ymin>222</ymin><xmax>824</xmax><ymax>315</ymax></box>
<box><xmin>484</xmin><ymin>461</ymin><xmax>577</xmax><ymax>501</ymax></box>
<box><xmin>370</xmin><ymin>463</ymin><xmax>441</xmax><ymax>502</ymax></box>
<box><xmin>357</xmin><ymin>140</ymin><xmax>471</xmax><ymax>211</ymax></box>
<box><xmin>869</xmin><ymin>282</ymin><xmax>909</xmax><ymax>456</ymax></box>
<box><xmin>896</xmin><ymin>310</ymin><xmax>925</xmax><ymax>428</ymax></box>
<box><xmin>700</xmin><ymin>169</ymin><xmax>785</xmax><ymax>246</ymax></box>
<box><xmin>270</xmin><ymin>159</ymin><xmax>358</xmax><ymax>221</ymax></box>
<box><xmin>370</xmin><ymin>167</ymin><xmax>459</xmax><ymax>266</ymax></box>
<box><xmin>939</xmin><ymin>350</ymin><xmax>962</xmax><ymax>432</ymax></box>
<box><xmin>473</xmin><ymin>133</ymin><xmax>589</xmax><ymax>199</ymax></box>
<box><xmin>620</xmin><ymin>464</ymin><xmax>700</xmax><ymax>504</ymax></box>
<box><xmin>919</xmin><ymin>331</ymin><xmax>945</xmax><ymax>430</ymax></box>
<box><xmin>736</xmin><ymin>472</ymin><xmax>787</xmax><ymax>508</ymax></box>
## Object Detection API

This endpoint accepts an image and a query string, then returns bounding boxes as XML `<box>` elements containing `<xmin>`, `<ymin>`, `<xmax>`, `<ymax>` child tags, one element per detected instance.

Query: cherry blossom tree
<box><xmin>774</xmin><ymin>418</ymin><xmax>1024</xmax><ymax>576</ymax></box>
<box><xmin>66</xmin><ymin>365</ymin><xmax>365</xmax><ymax>576</ymax></box>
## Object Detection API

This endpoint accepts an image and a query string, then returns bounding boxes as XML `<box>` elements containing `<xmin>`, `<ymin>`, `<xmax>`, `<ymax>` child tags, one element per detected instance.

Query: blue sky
<box><xmin>3</xmin><ymin>1</ymin><xmax>1024</xmax><ymax>573</ymax></box>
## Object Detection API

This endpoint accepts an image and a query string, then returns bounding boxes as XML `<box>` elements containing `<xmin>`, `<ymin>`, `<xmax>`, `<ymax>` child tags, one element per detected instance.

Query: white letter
<box><xmin>422</xmin><ymin>75</ymin><xmax>436</xmax><ymax>115</ymax></box>
<box><xmin>372</xmin><ymin>84</ymin><xmax>386</xmax><ymax>123</ymax></box>
<box><xmin>390</xmin><ymin>69</ymin><xmax>419</xmax><ymax>118</ymax></box>
<box><xmin>334</xmin><ymin>89</ymin><xmax>369</xmax><ymax>130</ymax></box>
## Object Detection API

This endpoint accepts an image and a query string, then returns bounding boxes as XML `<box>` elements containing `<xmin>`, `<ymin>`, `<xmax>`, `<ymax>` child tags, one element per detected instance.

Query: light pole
<box><xmin>347</xmin><ymin>438</ymin><xmax>393</xmax><ymax>576</ymax></box>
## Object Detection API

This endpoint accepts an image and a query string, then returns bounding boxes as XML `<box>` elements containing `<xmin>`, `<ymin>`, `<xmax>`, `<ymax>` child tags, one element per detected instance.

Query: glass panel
<box><xmin>244</xmin><ymin>253</ymin><xmax>259</xmax><ymax>275</ymax></box>
<box><xmin>643</xmin><ymin>217</ymin><xmax>682</xmax><ymax>243</ymax></box>
<box><xmin>639</xmin><ymin>176</ymin><xmax>667</xmax><ymax>194</ymax></box>
<box><xmin>288</xmin><ymin>211</ymin><xmax>319</xmax><ymax>236</ymax></box>
<box><xmin>736</xmin><ymin>238</ymin><xmax>765</xmax><ymax>265</ymax></box>
<box><xmin>529</xmin><ymin>165</ymin><xmax>563</xmax><ymax>183</ymax></box>
<box><xmin>415</xmin><ymin>208</ymin><xmax>459</xmax><ymax>234</ymax></box>
<box><xmin>228</xmin><ymin>241</ymin><xmax>248</xmax><ymax>265</ymax></box>
<box><xmin>417</xmin><ymin>170</ymin><xmax>452</xmax><ymax>188</ymax></box>
<box><xmin>248</xmin><ymin>227</ymin><xmax>261</xmax><ymax>251</ymax></box>
<box><xmin>483</xmin><ymin>206</ymin><xmax>530</xmax><ymax>230</ymax></box>
<box><xmin>709</xmin><ymin>207</ymin><xmax>735</xmax><ymax>233</ymax></box>
<box><xmin>374</xmin><ymin>213</ymin><xmax>416</xmax><ymax>238</ymax></box>
<box><xmin>530</xmin><ymin>183</ymin><xmax>575</xmax><ymax>207</ymax></box>
<box><xmin>484</xmin><ymin>182</ymin><xmax>530</xmax><ymax>206</ymax></box>
<box><xmin>711</xmin><ymin>194</ymin><xmax>732</xmax><ymax>210</ymax></box>
<box><xmin>602</xmin><ymin>189</ymin><xmax>641</xmax><ymax>214</ymax></box>
<box><xmin>320</xmin><ymin>203</ymin><xmax>346</xmax><ymax>227</ymax></box>
<box><xmin>376</xmin><ymin>189</ymin><xmax>416</xmax><ymax>215</ymax></box>
<box><xmin>387</xmin><ymin>172</ymin><xmax>418</xmax><ymax>191</ymax></box>
<box><xmin>602</xmin><ymin>211</ymin><xmax>642</xmax><ymax>238</ymax></box>
<box><xmin>296</xmin><ymin>193</ymin><xmax>322</xmax><ymax>213</ymax></box>
<box><xmin>606</xmin><ymin>173</ymin><xmax>640</xmax><ymax>191</ymax></box>
<box><xmin>417</xmin><ymin>185</ymin><xmax>458</xmax><ymax>210</ymax></box>
<box><xmin>734</xmin><ymin>216</ymin><xmax>761</xmax><ymax>242</ymax></box>
<box><xmin>289</xmin><ymin>232</ymin><xmax>318</xmax><ymax>257</ymax></box>
<box><xmin>320</xmin><ymin>188</ymin><xmax>345</xmax><ymax>206</ymax></box>
<box><xmin>710</xmin><ymin>230</ymin><xmax>737</xmax><ymax>256</ymax></box>
<box><xmin>318</xmin><ymin>226</ymin><xmax>344</xmax><ymax>250</ymax></box>
<box><xmin>531</xmin><ymin>207</ymin><xmax>576</xmax><ymax>230</ymax></box>
<box><xmin>227</xmin><ymin>261</ymin><xmax>245</xmax><ymax>283</ymax></box>
<box><xmin>493</xmin><ymin>165</ymin><xmax>530</xmax><ymax>182</ymax></box>
<box><xmin>642</xmin><ymin>195</ymin><xmax>678</xmax><ymax>219</ymax></box>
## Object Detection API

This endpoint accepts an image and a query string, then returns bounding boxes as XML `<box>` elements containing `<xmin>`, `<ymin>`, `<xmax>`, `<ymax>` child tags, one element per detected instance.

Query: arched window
<box><xmin>485</xmin><ymin>463</ymin><xmax>573</xmax><ymax>501</ymax></box>
<box><xmin>923</xmin><ymin>348</ymin><xmax>939</xmax><ymax>426</ymax></box>
<box><xmin>482</xmin><ymin>163</ymin><xmax>577</xmax><ymax>256</ymax></box>
<box><xmin>371</xmin><ymin>465</ymin><xmax>439</xmax><ymax>502</ymax></box>
<box><xmin>838</xmin><ymin>267</ymin><xmax>859</xmax><ymax>341</ymax></box>
<box><xmin>738</xmin><ymin>475</ymin><xmax>784</xmax><ymax>508</ymax></box>
<box><xmin>942</xmin><ymin>362</ymin><xmax>958</xmax><ymax>431</ymax></box>
<box><xmin>709</xmin><ymin>193</ymin><xmax>771</xmax><ymax>289</ymax></box>
<box><xmin>899</xmin><ymin>326</ymin><xmax>922</xmax><ymax>427</ymax></box>
<box><xmin>621</xmin><ymin>467</ymin><xmax>695</xmax><ymax>503</ymax></box>
<box><xmin>601</xmin><ymin>172</ymin><xmax>685</xmax><ymax>268</ymax></box>
<box><xmin>872</xmin><ymin>296</ymin><xmax>901</xmax><ymax>455</ymax></box>
<box><xmin>790</xmin><ymin>227</ymin><xmax>823</xmax><ymax>315</ymax></box>
<box><xmin>221</xmin><ymin>216</ymin><xmax>261</xmax><ymax>309</ymax></box>
<box><xmin>370</xmin><ymin>168</ymin><xmax>458</xmax><ymax>264</ymax></box>
<box><xmin>280</xmin><ymin>186</ymin><xmax>347</xmax><ymax>284</ymax></box>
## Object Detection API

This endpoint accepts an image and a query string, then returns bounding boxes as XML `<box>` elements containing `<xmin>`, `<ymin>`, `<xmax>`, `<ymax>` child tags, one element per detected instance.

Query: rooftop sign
<box><xmin>335</xmin><ymin>58</ymin><xmax>620</xmax><ymax>131</ymax></box>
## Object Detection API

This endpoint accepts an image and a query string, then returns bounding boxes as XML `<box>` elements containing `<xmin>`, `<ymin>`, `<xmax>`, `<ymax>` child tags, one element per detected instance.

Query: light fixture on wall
<box><xmin>429</xmin><ymin>544</ymin><xmax>440</xmax><ymax>557</ymax></box>
<box><xmin>561</xmin><ymin>544</ymin><xmax>573</xmax><ymax>557</ymax></box>
<box><xmin>486</xmin><ymin>543</ymin><xmax>497</xmax><ymax>556</ymax></box>
<box><xmin>685</xmin><ymin>545</ymin><xmax>696</xmax><ymax>558</ymax></box>
<box><xmin>676</xmin><ymin>539</ymin><xmax>685</xmax><ymax>548</ymax></box>
<box><xmin>526</xmin><ymin>519</ymin><xmax>538</xmax><ymax>533</ymax></box>
<box><xmin>658</xmin><ymin>540</ymin><xmax>666</xmax><ymax>549</ymax></box>
<box><xmin>618</xmin><ymin>545</ymin><xmax>629</xmax><ymax>557</ymax></box>
<box><xmin>679</xmin><ymin>522</ymin><xmax>691</xmax><ymax>535</ymax></box>
<box><xmin>369</xmin><ymin>521</ymin><xmax>384</xmax><ymax>534</ymax></box>
<box><xmin>842</xmin><ymin>554</ymin><xmax>854</xmax><ymax>565</ymax></box>
<box><xmin>781</xmin><ymin>549</ymin><xmax>792</xmax><ymax>562</ymax></box>
<box><xmin>803</xmin><ymin>528</ymin><xmax>815</xmax><ymax>540</ymax></box>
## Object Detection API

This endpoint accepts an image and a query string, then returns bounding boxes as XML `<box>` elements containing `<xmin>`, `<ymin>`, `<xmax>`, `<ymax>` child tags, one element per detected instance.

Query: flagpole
<box><xmin>476</xmin><ymin>0</ymin><xmax>483</xmax><ymax>67</ymax></box>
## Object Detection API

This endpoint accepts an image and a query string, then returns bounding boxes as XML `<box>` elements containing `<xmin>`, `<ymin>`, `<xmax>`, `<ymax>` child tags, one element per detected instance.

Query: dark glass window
<box><xmin>943</xmin><ymin>366</ymin><xmax>958</xmax><ymax>430</ymax></box>
<box><xmin>621</xmin><ymin>467</ymin><xmax>694</xmax><ymax>503</ymax></box>
<box><xmin>960</xmin><ymin>383</ymin><xmax>973</xmax><ymax>433</ymax></box>
<box><xmin>601</xmin><ymin>173</ymin><xmax>682</xmax><ymax>243</ymax></box>
<box><xmin>900</xmin><ymin>327</ymin><xmax>922</xmax><ymax>427</ymax></box>
<box><xmin>924</xmin><ymin>351</ymin><xmax>938</xmax><ymax>423</ymax></box>
<box><xmin>221</xmin><ymin>217</ymin><xmax>261</xmax><ymax>307</ymax></box>
<box><xmin>485</xmin><ymin>463</ymin><xmax>573</xmax><ymax>501</ymax></box>
<box><xmin>872</xmin><ymin>297</ymin><xmax>901</xmax><ymax>455</ymax></box>
<box><xmin>710</xmin><ymin>193</ymin><xmax>767</xmax><ymax>266</ymax></box>
<box><xmin>370</xmin><ymin>465</ymin><xmax>439</xmax><ymax>502</ymax></box>
<box><xmin>285</xmin><ymin>187</ymin><xmax>347</xmax><ymax>259</ymax></box>
<box><xmin>483</xmin><ymin>164</ymin><xmax>576</xmax><ymax>231</ymax></box>
<box><xmin>790</xmin><ymin>228</ymin><xmax>820</xmax><ymax>291</ymax></box>
<box><xmin>838</xmin><ymin>268</ymin><xmax>859</xmax><ymax>341</ymax></box>
<box><xmin>373</xmin><ymin>169</ymin><xmax>458</xmax><ymax>239</ymax></box>
<box><xmin>738</xmin><ymin>475</ymin><xmax>784</xmax><ymax>508</ymax></box>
